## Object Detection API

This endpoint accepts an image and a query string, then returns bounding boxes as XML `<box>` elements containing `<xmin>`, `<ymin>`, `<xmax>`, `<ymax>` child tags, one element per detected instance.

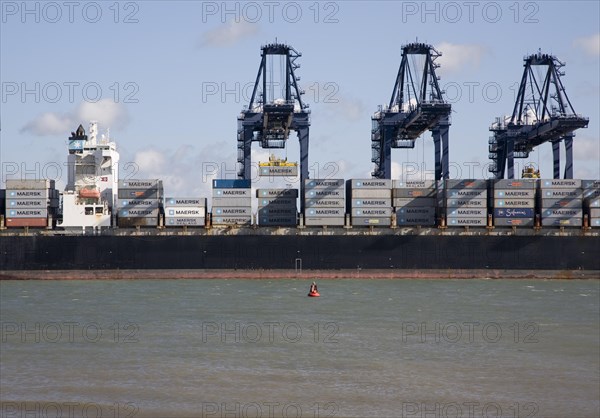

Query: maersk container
<box><xmin>259</xmin><ymin>166</ymin><xmax>298</xmax><ymax>177</ymax></box>
<box><xmin>256</xmin><ymin>189</ymin><xmax>298</xmax><ymax>198</ymax></box>
<box><xmin>393</xmin><ymin>188</ymin><xmax>437</xmax><ymax>198</ymax></box>
<box><xmin>259</xmin><ymin>217</ymin><xmax>297</xmax><ymax>226</ymax></box>
<box><xmin>348</xmin><ymin>179</ymin><xmax>392</xmax><ymax>189</ymax></box>
<box><xmin>5</xmin><ymin>218</ymin><xmax>48</xmax><ymax>228</ymax></box>
<box><xmin>118</xmin><ymin>199</ymin><xmax>160</xmax><ymax>208</ymax></box>
<box><xmin>165</xmin><ymin>217</ymin><xmax>205</xmax><ymax>227</ymax></box>
<box><xmin>493</xmin><ymin>208</ymin><xmax>535</xmax><ymax>218</ymax></box>
<box><xmin>494</xmin><ymin>199</ymin><xmax>535</xmax><ymax>208</ymax></box>
<box><xmin>395</xmin><ymin>206</ymin><xmax>435</xmax><ymax>216</ymax></box>
<box><xmin>351</xmin><ymin>217</ymin><xmax>392</xmax><ymax>226</ymax></box>
<box><xmin>586</xmin><ymin>197</ymin><xmax>600</xmax><ymax>208</ymax></box>
<box><xmin>258</xmin><ymin>198</ymin><xmax>297</xmax><ymax>208</ymax></box>
<box><xmin>582</xmin><ymin>180</ymin><xmax>600</xmax><ymax>189</ymax></box>
<box><xmin>305</xmin><ymin>189</ymin><xmax>344</xmax><ymax>199</ymax></box>
<box><xmin>351</xmin><ymin>199</ymin><xmax>392</xmax><ymax>207</ymax></box>
<box><xmin>445</xmin><ymin>198</ymin><xmax>487</xmax><ymax>208</ymax></box>
<box><xmin>541</xmin><ymin>218</ymin><xmax>582</xmax><ymax>227</ymax></box>
<box><xmin>393</xmin><ymin>197</ymin><xmax>437</xmax><ymax>207</ymax></box>
<box><xmin>304</xmin><ymin>198</ymin><xmax>345</xmax><ymax>208</ymax></box>
<box><xmin>211</xmin><ymin>197</ymin><xmax>252</xmax><ymax>207</ymax></box>
<box><xmin>397</xmin><ymin>216</ymin><xmax>436</xmax><ymax>226</ymax></box>
<box><xmin>118</xmin><ymin>189</ymin><xmax>161</xmax><ymax>199</ymax></box>
<box><xmin>493</xmin><ymin>189</ymin><xmax>536</xmax><ymax>199</ymax></box>
<box><xmin>7</xmin><ymin>189</ymin><xmax>50</xmax><ymax>199</ymax></box>
<box><xmin>445</xmin><ymin>179</ymin><xmax>487</xmax><ymax>189</ymax></box>
<box><xmin>542</xmin><ymin>209</ymin><xmax>583</xmax><ymax>218</ymax></box>
<box><xmin>540</xmin><ymin>179</ymin><xmax>582</xmax><ymax>189</ymax></box>
<box><xmin>119</xmin><ymin>179</ymin><xmax>162</xmax><ymax>189</ymax></box>
<box><xmin>118</xmin><ymin>208</ymin><xmax>160</xmax><ymax>218</ymax></box>
<box><xmin>258</xmin><ymin>207</ymin><xmax>297</xmax><ymax>216</ymax></box>
<box><xmin>493</xmin><ymin>179</ymin><xmax>537</xmax><ymax>189</ymax></box>
<box><xmin>448</xmin><ymin>208</ymin><xmax>487</xmax><ymax>217</ymax></box>
<box><xmin>212</xmin><ymin>179</ymin><xmax>251</xmax><ymax>189</ymax></box>
<box><xmin>393</xmin><ymin>180</ymin><xmax>436</xmax><ymax>189</ymax></box>
<box><xmin>212</xmin><ymin>207</ymin><xmax>252</xmax><ymax>216</ymax></box>
<box><xmin>304</xmin><ymin>216</ymin><xmax>345</xmax><ymax>226</ymax></box>
<box><xmin>446</xmin><ymin>189</ymin><xmax>487</xmax><ymax>199</ymax></box>
<box><xmin>584</xmin><ymin>189</ymin><xmax>600</xmax><ymax>199</ymax></box>
<box><xmin>304</xmin><ymin>179</ymin><xmax>345</xmax><ymax>189</ymax></box>
<box><xmin>589</xmin><ymin>208</ymin><xmax>600</xmax><ymax>218</ymax></box>
<box><xmin>447</xmin><ymin>217</ymin><xmax>487</xmax><ymax>226</ymax></box>
<box><xmin>541</xmin><ymin>198</ymin><xmax>582</xmax><ymax>209</ymax></box>
<box><xmin>305</xmin><ymin>208</ymin><xmax>345</xmax><ymax>217</ymax></box>
<box><xmin>541</xmin><ymin>189</ymin><xmax>583</xmax><ymax>199</ymax></box>
<box><xmin>212</xmin><ymin>216</ymin><xmax>252</xmax><ymax>226</ymax></box>
<box><xmin>117</xmin><ymin>217</ymin><xmax>158</xmax><ymax>227</ymax></box>
<box><xmin>351</xmin><ymin>189</ymin><xmax>392</xmax><ymax>199</ymax></box>
<box><xmin>353</xmin><ymin>208</ymin><xmax>392</xmax><ymax>217</ymax></box>
<box><xmin>591</xmin><ymin>218</ymin><xmax>600</xmax><ymax>227</ymax></box>
<box><xmin>7</xmin><ymin>209</ymin><xmax>48</xmax><ymax>218</ymax></box>
<box><xmin>6</xmin><ymin>179</ymin><xmax>55</xmax><ymax>190</ymax></box>
<box><xmin>165</xmin><ymin>207</ymin><xmax>206</xmax><ymax>218</ymax></box>
<box><xmin>213</xmin><ymin>188</ymin><xmax>252</xmax><ymax>198</ymax></box>
<box><xmin>7</xmin><ymin>199</ymin><xmax>48</xmax><ymax>208</ymax></box>
<box><xmin>494</xmin><ymin>218</ymin><xmax>535</xmax><ymax>227</ymax></box>
<box><xmin>165</xmin><ymin>198</ymin><xmax>207</xmax><ymax>207</ymax></box>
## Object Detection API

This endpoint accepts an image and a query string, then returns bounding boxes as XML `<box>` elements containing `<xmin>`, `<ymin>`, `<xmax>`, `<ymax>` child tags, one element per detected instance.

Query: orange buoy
<box><xmin>308</xmin><ymin>291</ymin><xmax>320</xmax><ymax>297</ymax></box>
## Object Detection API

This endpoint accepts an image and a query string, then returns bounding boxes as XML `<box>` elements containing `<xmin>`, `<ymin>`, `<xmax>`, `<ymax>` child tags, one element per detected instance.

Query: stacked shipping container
<box><xmin>393</xmin><ymin>180</ymin><xmax>438</xmax><ymax>226</ymax></box>
<box><xmin>445</xmin><ymin>179</ymin><xmax>488</xmax><ymax>226</ymax></box>
<box><xmin>583</xmin><ymin>180</ymin><xmax>600</xmax><ymax>228</ymax></box>
<box><xmin>304</xmin><ymin>179</ymin><xmax>345</xmax><ymax>226</ymax></box>
<box><xmin>257</xmin><ymin>189</ymin><xmax>298</xmax><ymax>226</ymax></box>
<box><xmin>492</xmin><ymin>179</ymin><xmax>537</xmax><ymax>227</ymax></box>
<box><xmin>212</xmin><ymin>179</ymin><xmax>252</xmax><ymax>226</ymax></box>
<box><xmin>5</xmin><ymin>179</ymin><xmax>57</xmax><ymax>228</ymax></box>
<box><xmin>347</xmin><ymin>179</ymin><xmax>392</xmax><ymax>226</ymax></box>
<box><xmin>539</xmin><ymin>179</ymin><xmax>583</xmax><ymax>227</ymax></box>
<box><xmin>117</xmin><ymin>179</ymin><xmax>163</xmax><ymax>227</ymax></box>
<box><xmin>164</xmin><ymin>198</ymin><xmax>207</xmax><ymax>227</ymax></box>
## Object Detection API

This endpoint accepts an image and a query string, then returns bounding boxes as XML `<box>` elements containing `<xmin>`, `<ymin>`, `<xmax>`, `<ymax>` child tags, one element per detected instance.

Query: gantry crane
<box><xmin>237</xmin><ymin>42</ymin><xmax>310</xmax><ymax>188</ymax></box>
<box><xmin>371</xmin><ymin>43</ymin><xmax>451</xmax><ymax>180</ymax></box>
<box><xmin>489</xmin><ymin>51</ymin><xmax>589</xmax><ymax>179</ymax></box>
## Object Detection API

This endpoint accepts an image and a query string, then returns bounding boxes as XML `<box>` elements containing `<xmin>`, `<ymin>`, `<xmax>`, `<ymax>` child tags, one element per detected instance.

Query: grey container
<box><xmin>118</xmin><ymin>199</ymin><xmax>160</xmax><ymax>208</ymax></box>
<box><xmin>397</xmin><ymin>216</ymin><xmax>436</xmax><ymax>226</ymax></box>
<box><xmin>118</xmin><ymin>217</ymin><xmax>158</xmax><ymax>227</ymax></box>
<box><xmin>395</xmin><ymin>207</ymin><xmax>435</xmax><ymax>216</ymax></box>
<box><xmin>259</xmin><ymin>217</ymin><xmax>297</xmax><ymax>226</ymax></box>
<box><xmin>445</xmin><ymin>179</ymin><xmax>487</xmax><ymax>189</ymax></box>
<box><xmin>119</xmin><ymin>208</ymin><xmax>160</xmax><ymax>218</ymax></box>
<box><xmin>258</xmin><ymin>207</ymin><xmax>297</xmax><ymax>216</ymax></box>
<box><xmin>304</xmin><ymin>179</ymin><xmax>345</xmax><ymax>189</ymax></box>
<box><xmin>6</xmin><ymin>199</ymin><xmax>48</xmax><ymax>208</ymax></box>
<box><xmin>118</xmin><ymin>189</ymin><xmax>161</xmax><ymax>199</ymax></box>
<box><xmin>447</xmin><ymin>208</ymin><xmax>487</xmax><ymax>217</ymax></box>
<box><xmin>393</xmin><ymin>180</ymin><xmax>436</xmax><ymax>189</ymax></box>
<box><xmin>445</xmin><ymin>198</ymin><xmax>487</xmax><ymax>208</ymax></box>
<box><xmin>165</xmin><ymin>207</ymin><xmax>206</xmax><ymax>218</ymax></box>
<box><xmin>351</xmin><ymin>189</ymin><xmax>391</xmax><ymax>199</ymax></box>
<box><xmin>589</xmin><ymin>208</ymin><xmax>600</xmax><ymax>218</ymax></box>
<box><xmin>582</xmin><ymin>179</ymin><xmax>600</xmax><ymax>189</ymax></box>
<box><xmin>494</xmin><ymin>218</ymin><xmax>535</xmax><ymax>227</ymax></box>
<box><xmin>259</xmin><ymin>166</ymin><xmax>298</xmax><ymax>177</ymax></box>
<box><xmin>393</xmin><ymin>188</ymin><xmax>437</xmax><ymax>198</ymax></box>
<box><xmin>351</xmin><ymin>198</ymin><xmax>392</xmax><ymax>207</ymax></box>
<box><xmin>6</xmin><ymin>208</ymin><xmax>48</xmax><ymax>218</ymax></box>
<box><xmin>542</xmin><ymin>209</ymin><xmax>583</xmax><ymax>218</ymax></box>
<box><xmin>212</xmin><ymin>216</ymin><xmax>252</xmax><ymax>226</ymax></box>
<box><xmin>305</xmin><ymin>189</ymin><xmax>344</xmax><ymax>199</ymax></box>
<box><xmin>351</xmin><ymin>217</ymin><xmax>392</xmax><ymax>227</ymax></box>
<box><xmin>257</xmin><ymin>197</ymin><xmax>297</xmax><ymax>207</ymax></box>
<box><xmin>213</xmin><ymin>188</ymin><xmax>252</xmax><ymax>198</ymax></box>
<box><xmin>352</xmin><ymin>207</ymin><xmax>392</xmax><ymax>217</ymax></box>
<box><xmin>304</xmin><ymin>198</ymin><xmax>345</xmax><ymax>208</ymax></box>
<box><xmin>540</xmin><ymin>179</ymin><xmax>582</xmax><ymax>188</ymax></box>
<box><xmin>257</xmin><ymin>189</ymin><xmax>298</xmax><ymax>198</ymax></box>
<box><xmin>541</xmin><ymin>189</ymin><xmax>583</xmax><ymax>199</ymax></box>
<box><xmin>493</xmin><ymin>189</ymin><xmax>536</xmax><ymax>199</ymax></box>
<box><xmin>494</xmin><ymin>198</ymin><xmax>535</xmax><ymax>208</ymax></box>
<box><xmin>212</xmin><ymin>207</ymin><xmax>252</xmax><ymax>216</ymax></box>
<box><xmin>165</xmin><ymin>198</ymin><xmax>207</xmax><ymax>207</ymax></box>
<box><xmin>494</xmin><ymin>208</ymin><xmax>535</xmax><ymax>218</ymax></box>
<box><xmin>541</xmin><ymin>218</ymin><xmax>582</xmax><ymax>227</ymax></box>
<box><xmin>591</xmin><ymin>218</ymin><xmax>600</xmax><ymax>227</ymax></box>
<box><xmin>446</xmin><ymin>189</ymin><xmax>487</xmax><ymax>199</ymax></box>
<box><xmin>584</xmin><ymin>189</ymin><xmax>600</xmax><ymax>199</ymax></box>
<box><xmin>586</xmin><ymin>197</ymin><xmax>600</xmax><ymax>208</ymax></box>
<box><xmin>119</xmin><ymin>179</ymin><xmax>161</xmax><ymax>189</ymax></box>
<box><xmin>493</xmin><ymin>179</ymin><xmax>537</xmax><ymax>189</ymax></box>
<box><xmin>305</xmin><ymin>208</ymin><xmax>345</xmax><ymax>217</ymax></box>
<box><xmin>211</xmin><ymin>197</ymin><xmax>252</xmax><ymax>207</ymax></box>
<box><xmin>393</xmin><ymin>197</ymin><xmax>437</xmax><ymax>207</ymax></box>
<box><xmin>165</xmin><ymin>217</ymin><xmax>205</xmax><ymax>227</ymax></box>
<box><xmin>447</xmin><ymin>217</ymin><xmax>487</xmax><ymax>226</ymax></box>
<box><xmin>6</xmin><ymin>179</ymin><xmax>55</xmax><ymax>190</ymax></box>
<box><xmin>348</xmin><ymin>179</ymin><xmax>392</xmax><ymax>189</ymax></box>
<box><xmin>541</xmin><ymin>198</ymin><xmax>582</xmax><ymax>209</ymax></box>
<box><xmin>304</xmin><ymin>216</ymin><xmax>345</xmax><ymax>226</ymax></box>
<box><xmin>6</xmin><ymin>189</ymin><xmax>50</xmax><ymax>199</ymax></box>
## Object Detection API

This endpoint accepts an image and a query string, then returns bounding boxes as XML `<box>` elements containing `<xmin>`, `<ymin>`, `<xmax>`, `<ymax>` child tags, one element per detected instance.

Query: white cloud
<box><xmin>573</xmin><ymin>136</ymin><xmax>600</xmax><ymax>162</ymax></box>
<box><xmin>435</xmin><ymin>42</ymin><xmax>487</xmax><ymax>73</ymax></box>
<box><xmin>134</xmin><ymin>149</ymin><xmax>166</xmax><ymax>173</ymax></box>
<box><xmin>574</xmin><ymin>33</ymin><xmax>600</xmax><ymax>57</ymax></box>
<box><xmin>21</xmin><ymin>100</ymin><xmax>130</xmax><ymax>136</ymax></box>
<box><xmin>199</xmin><ymin>21</ymin><xmax>259</xmax><ymax>47</ymax></box>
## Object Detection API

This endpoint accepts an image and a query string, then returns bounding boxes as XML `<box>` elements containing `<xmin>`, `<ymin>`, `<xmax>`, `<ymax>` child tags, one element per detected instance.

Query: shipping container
<box><xmin>493</xmin><ymin>189</ymin><xmax>536</xmax><ymax>199</ymax></box>
<box><xmin>348</xmin><ymin>179</ymin><xmax>392</xmax><ymax>188</ymax></box>
<box><xmin>541</xmin><ymin>218</ymin><xmax>582</xmax><ymax>227</ymax></box>
<box><xmin>211</xmin><ymin>197</ymin><xmax>252</xmax><ymax>207</ymax></box>
<box><xmin>304</xmin><ymin>217</ymin><xmax>345</xmax><ymax>226</ymax></box>
<box><xmin>304</xmin><ymin>179</ymin><xmax>345</xmax><ymax>189</ymax></box>
<box><xmin>164</xmin><ymin>198</ymin><xmax>207</xmax><ymax>207</ymax></box>
<box><xmin>448</xmin><ymin>208</ymin><xmax>488</xmax><ymax>217</ymax></box>
<box><xmin>397</xmin><ymin>216</ymin><xmax>436</xmax><ymax>226</ymax></box>
<box><xmin>351</xmin><ymin>189</ymin><xmax>392</xmax><ymax>199</ymax></box>
<box><xmin>541</xmin><ymin>189</ymin><xmax>583</xmax><ymax>199</ymax></box>
<box><xmin>213</xmin><ymin>188</ymin><xmax>252</xmax><ymax>198</ymax></box>
<box><xmin>118</xmin><ymin>189</ymin><xmax>161</xmax><ymax>199</ymax></box>
<box><xmin>6</xmin><ymin>199</ymin><xmax>48</xmax><ymax>208</ymax></box>
<box><xmin>395</xmin><ymin>206</ymin><xmax>436</xmax><ymax>216</ymax></box>
<box><xmin>351</xmin><ymin>217</ymin><xmax>392</xmax><ymax>226</ymax></box>
<box><xmin>305</xmin><ymin>208</ymin><xmax>345</xmax><ymax>217</ymax></box>
<box><xmin>165</xmin><ymin>207</ymin><xmax>206</xmax><ymax>218</ymax></box>
<box><xmin>584</xmin><ymin>189</ymin><xmax>600</xmax><ymax>199</ymax></box>
<box><xmin>582</xmin><ymin>180</ymin><xmax>600</xmax><ymax>189</ymax></box>
<box><xmin>118</xmin><ymin>208</ymin><xmax>160</xmax><ymax>218</ymax></box>
<box><xmin>256</xmin><ymin>189</ymin><xmax>298</xmax><ymax>198</ymax></box>
<box><xmin>541</xmin><ymin>198</ymin><xmax>582</xmax><ymax>209</ymax></box>
<box><xmin>304</xmin><ymin>198</ymin><xmax>345</xmax><ymax>208</ymax></box>
<box><xmin>393</xmin><ymin>197</ymin><xmax>437</xmax><ymax>207</ymax></box>
<box><xmin>6</xmin><ymin>189</ymin><xmax>50</xmax><ymax>199</ymax></box>
<box><xmin>493</xmin><ymin>208</ymin><xmax>535</xmax><ymax>218</ymax></box>
<box><xmin>445</xmin><ymin>179</ymin><xmax>487</xmax><ymax>189</ymax></box>
<box><xmin>258</xmin><ymin>197</ymin><xmax>297</xmax><ymax>207</ymax></box>
<box><xmin>589</xmin><ymin>208</ymin><xmax>600</xmax><ymax>218</ymax></box>
<box><xmin>5</xmin><ymin>179</ymin><xmax>55</xmax><ymax>189</ymax></box>
<box><xmin>393</xmin><ymin>180</ymin><xmax>436</xmax><ymax>189</ymax></box>
<box><xmin>165</xmin><ymin>217</ymin><xmax>205</xmax><ymax>227</ymax></box>
<box><xmin>393</xmin><ymin>188</ymin><xmax>437</xmax><ymax>198</ymax></box>
<box><xmin>305</xmin><ymin>189</ymin><xmax>344</xmax><ymax>198</ymax></box>
<box><xmin>447</xmin><ymin>217</ymin><xmax>487</xmax><ymax>226</ymax></box>
<box><xmin>352</xmin><ymin>208</ymin><xmax>392</xmax><ymax>217</ymax></box>
<box><xmin>258</xmin><ymin>217</ymin><xmax>297</xmax><ymax>226</ymax></box>
<box><xmin>212</xmin><ymin>217</ymin><xmax>252</xmax><ymax>226</ymax></box>
<box><xmin>7</xmin><ymin>209</ymin><xmax>48</xmax><ymax>218</ymax></box>
<box><xmin>493</xmin><ymin>179</ymin><xmax>537</xmax><ymax>189</ymax></box>
<box><xmin>119</xmin><ymin>179</ymin><xmax>162</xmax><ymax>189</ymax></box>
<box><xmin>445</xmin><ymin>198</ymin><xmax>487</xmax><ymax>208</ymax></box>
<box><xmin>258</xmin><ymin>207</ymin><xmax>297</xmax><ymax>216</ymax></box>
<box><xmin>586</xmin><ymin>197</ymin><xmax>600</xmax><ymax>208</ymax></box>
<box><xmin>212</xmin><ymin>179</ymin><xmax>251</xmax><ymax>189</ymax></box>
<box><xmin>117</xmin><ymin>217</ymin><xmax>158</xmax><ymax>227</ymax></box>
<box><xmin>494</xmin><ymin>199</ymin><xmax>535</xmax><ymax>208</ymax></box>
<box><xmin>540</xmin><ymin>179</ymin><xmax>582</xmax><ymax>188</ymax></box>
<box><xmin>5</xmin><ymin>218</ymin><xmax>48</xmax><ymax>228</ymax></box>
<box><xmin>351</xmin><ymin>199</ymin><xmax>392</xmax><ymax>207</ymax></box>
<box><xmin>494</xmin><ymin>218</ymin><xmax>535</xmax><ymax>227</ymax></box>
<box><xmin>542</xmin><ymin>209</ymin><xmax>583</xmax><ymax>218</ymax></box>
<box><xmin>259</xmin><ymin>166</ymin><xmax>298</xmax><ymax>177</ymax></box>
<box><xmin>118</xmin><ymin>199</ymin><xmax>160</xmax><ymax>208</ymax></box>
<box><xmin>591</xmin><ymin>218</ymin><xmax>600</xmax><ymax>227</ymax></box>
<box><xmin>212</xmin><ymin>207</ymin><xmax>252</xmax><ymax>216</ymax></box>
<box><xmin>446</xmin><ymin>189</ymin><xmax>487</xmax><ymax>199</ymax></box>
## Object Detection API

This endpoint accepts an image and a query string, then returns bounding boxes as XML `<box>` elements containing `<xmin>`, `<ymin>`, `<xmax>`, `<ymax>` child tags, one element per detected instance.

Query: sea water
<box><xmin>1</xmin><ymin>279</ymin><xmax>598</xmax><ymax>417</ymax></box>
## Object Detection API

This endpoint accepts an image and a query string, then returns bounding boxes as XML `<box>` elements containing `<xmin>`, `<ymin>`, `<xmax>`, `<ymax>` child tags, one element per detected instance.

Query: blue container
<box><xmin>494</xmin><ymin>208</ymin><xmax>535</xmax><ymax>218</ymax></box>
<box><xmin>212</xmin><ymin>179</ymin><xmax>251</xmax><ymax>189</ymax></box>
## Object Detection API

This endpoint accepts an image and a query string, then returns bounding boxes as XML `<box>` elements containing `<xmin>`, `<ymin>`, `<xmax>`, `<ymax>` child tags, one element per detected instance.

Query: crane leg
<box><xmin>507</xmin><ymin>138</ymin><xmax>515</xmax><ymax>179</ymax></box>
<box><xmin>563</xmin><ymin>135</ymin><xmax>573</xmax><ymax>179</ymax></box>
<box><xmin>552</xmin><ymin>141</ymin><xmax>561</xmax><ymax>179</ymax></box>
<box><xmin>383</xmin><ymin>126</ymin><xmax>393</xmax><ymax>179</ymax></box>
<box><xmin>298</xmin><ymin>127</ymin><xmax>309</xmax><ymax>211</ymax></box>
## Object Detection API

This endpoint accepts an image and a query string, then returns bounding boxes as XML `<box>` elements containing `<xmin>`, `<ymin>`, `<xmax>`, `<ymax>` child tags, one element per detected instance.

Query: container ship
<box><xmin>1</xmin><ymin>43</ymin><xmax>599</xmax><ymax>279</ymax></box>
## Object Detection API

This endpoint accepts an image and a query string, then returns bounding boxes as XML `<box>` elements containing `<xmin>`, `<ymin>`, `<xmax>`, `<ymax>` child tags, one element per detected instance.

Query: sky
<box><xmin>1</xmin><ymin>0</ymin><xmax>599</xmax><ymax>197</ymax></box>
